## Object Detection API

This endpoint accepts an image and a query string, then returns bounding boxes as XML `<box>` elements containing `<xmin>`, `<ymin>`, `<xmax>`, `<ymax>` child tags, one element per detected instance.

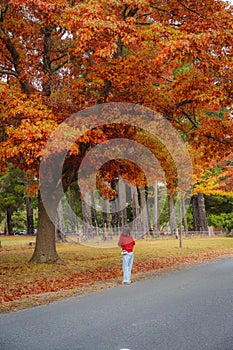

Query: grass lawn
<box><xmin>0</xmin><ymin>235</ymin><xmax>233</xmax><ymax>313</ymax></box>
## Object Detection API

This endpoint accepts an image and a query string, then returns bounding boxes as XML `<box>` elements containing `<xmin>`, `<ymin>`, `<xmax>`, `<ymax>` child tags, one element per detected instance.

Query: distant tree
<box><xmin>205</xmin><ymin>195</ymin><xmax>233</xmax><ymax>232</ymax></box>
<box><xmin>0</xmin><ymin>166</ymin><xmax>25</xmax><ymax>234</ymax></box>
<box><xmin>191</xmin><ymin>193</ymin><xmax>208</xmax><ymax>232</ymax></box>
<box><xmin>12</xmin><ymin>209</ymin><xmax>26</xmax><ymax>231</ymax></box>
<box><xmin>168</xmin><ymin>195</ymin><xmax>178</xmax><ymax>236</ymax></box>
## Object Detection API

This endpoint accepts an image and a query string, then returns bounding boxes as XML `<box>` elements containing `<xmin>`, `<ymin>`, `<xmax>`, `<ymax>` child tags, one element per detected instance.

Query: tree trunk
<box><xmin>102</xmin><ymin>198</ymin><xmax>110</xmax><ymax>228</ymax></box>
<box><xmin>91</xmin><ymin>191</ymin><xmax>98</xmax><ymax>234</ymax></box>
<box><xmin>81</xmin><ymin>193</ymin><xmax>92</xmax><ymax>238</ymax></box>
<box><xmin>131</xmin><ymin>184</ymin><xmax>141</xmax><ymax>238</ymax></box>
<box><xmin>55</xmin><ymin>201</ymin><xmax>67</xmax><ymax>242</ymax></box>
<box><xmin>197</xmin><ymin>193</ymin><xmax>208</xmax><ymax>231</ymax></box>
<box><xmin>30</xmin><ymin>193</ymin><xmax>62</xmax><ymax>264</ymax></box>
<box><xmin>191</xmin><ymin>195</ymin><xmax>199</xmax><ymax>231</ymax></box>
<box><xmin>140</xmin><ymin>187</ymin><xmax>149</xmax><ymax>234</ymax></box>
<box><xmin>66</xmin><ymin>189</ymin><xmax>78</xmax><ymax>234</ymax></box>
<box><xmin>6</xmin><ymin>208</ymin><xmax>13</xmax><ymax>235</ymax></box>
<box><xmin>118</xmin><ymin>177</ymin><xmax>127</xmax><ymax>227</ymax></box>
<box><xmin>102</xmin><ymin>198</ymin><xmax>110</xmax><ymax>240</ymax></box>
<box><xmin>153</xmin><ymin>181</ymin><xmax>160</xmax><ymax>233</ymax></box>
<box><xmin>191</xmin><ymin>193</ymin><xmax>208</xmax><ymax>232</ymax></box>
<box><xmin>168</xmin><ymin>195</ymin><xmax>178</xmax><ymax>236</ymax></box>
<box><xmin>181</xmin><ymin>196</ymin><xmax>189</xmax><ymax>232</ymax></box>
<box><xmin>111</xmin><ymin>196</ymin><xmax>119</xmax><ymax>235</ymax></box>
<box><xmin>4</xmin><ymin>217</ymin><xmax>7</xmax><ymax>235</ymax></box>
<box><xmin>26</xmin><ymin>197</ymin><xmax>34</xmax><ymax>235</ymax></box>
<box><xmin>146</xmin><ymin>188</ymin><xmax>151</xmax><ymax>230</ymax></box>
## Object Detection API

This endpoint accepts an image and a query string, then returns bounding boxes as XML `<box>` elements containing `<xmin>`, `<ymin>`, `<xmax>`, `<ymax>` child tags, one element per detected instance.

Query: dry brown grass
<box><xmin>0</xmin><ymin>235</ymin><xmax>232</xmax><ymax>313</ymax></box>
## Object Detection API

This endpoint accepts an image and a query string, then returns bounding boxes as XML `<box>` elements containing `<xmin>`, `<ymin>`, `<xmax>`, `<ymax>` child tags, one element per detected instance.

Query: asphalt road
<box><xmin>1</xmin><ymin>258</ymin><xmax>233</xmax><ymax>350</ymax></box>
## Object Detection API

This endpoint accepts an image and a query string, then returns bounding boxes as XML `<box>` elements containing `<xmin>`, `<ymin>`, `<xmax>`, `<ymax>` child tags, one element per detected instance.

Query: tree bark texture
<box><xmin>81</xmin><ymin>193</ymin><xmax>92</xmax><ymax>238</ymax></box>
<box><xmin>140</xmin><ymin>187</ymin><xmax>149</xmax><ymax>234</ymax></box>
<box><xmin>197</xmin><ymin>193</ymin><xmax>208</xmax><ymax>231</ymax></box>
<box><xmin>30</xmin><ymin>193</ymin><xmax>61</xmax><ymax>263</ymax></box>
<box><xmin>6</xmin><ymin>208</ymin><xmax>13</xmax><ymax>235</ymax></box>
<box><xmin>26</xmin><ymin>197</ymin><xmax>34</xmax><ymax>235</ymax></box>
<box><xmin>192</xmin><ymin>193</ymin><xmax>208</xmax><ymax>232</ymax></box>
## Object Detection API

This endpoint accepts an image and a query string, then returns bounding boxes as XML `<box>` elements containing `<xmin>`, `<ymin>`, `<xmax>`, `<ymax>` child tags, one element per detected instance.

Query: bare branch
<box><xmin>136</xmin><ymin>12</ymin><xmax>152</xmax><ymax>18</ymax></box>
<box><xmin>0</xmin><ymin>4</ymin><xmax>9</xmax><ymax>23</ymax></box>
<box><xmin>181</xmin><ymin>109</ymin><xmax>199</xmax><ymax>128</ymax></box>
<box><xmin>204</xmin><ymin>133</ymin><xmax>233</xmax><ymax>145</ymax></box>
<box><xmin>136</xmin><ymin>21</ymin><xmax>153</xmax><ymax>26</ymax></box>
<box><xmin>127</xmin><ymin>6</ymin><xmax>139</xmax><ymax>18</ymax></box>
<box><xmin>0</xmin><ymin>69</ymin><xmax>18</xmax><ymax>77</ymax></box>
<box><xmin>52</xmin><ymin>59</ymin><xmax>69</xmax><ymax>72</ymax></box>
<box><xmin>122</xmin><ymin>5</ymin><xmax>139</xmax><ymax>20</ymax></box>
<box><xmin>122</xmin><ymin>5</ymin><xmax>128</xmax><ymax>21</ymax></box>
<box><xmin>149</xmin><ymin>4</ymin><xmax>169</xmax><ymax>13</ymax></box>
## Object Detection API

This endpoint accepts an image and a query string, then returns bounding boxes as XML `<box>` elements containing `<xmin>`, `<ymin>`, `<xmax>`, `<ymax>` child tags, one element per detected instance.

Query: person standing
<box><xmin>118</xmin><ymin>226</ymin><xmax>135</xmax><ymax>285</ymax></box>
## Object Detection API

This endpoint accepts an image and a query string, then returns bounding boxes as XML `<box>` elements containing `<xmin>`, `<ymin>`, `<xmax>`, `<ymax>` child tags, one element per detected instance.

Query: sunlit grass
<box><xmin>0</xmin><ymin>235</ymin><xmax>36</xmax><ymax>247</ymax></box>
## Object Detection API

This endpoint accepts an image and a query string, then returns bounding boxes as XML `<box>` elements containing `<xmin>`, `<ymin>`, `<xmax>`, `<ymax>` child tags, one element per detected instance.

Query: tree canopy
<box><xmin>0</xmin><ymin>0</ymin><xmax>232</xmax><ymax>262</ymax></box>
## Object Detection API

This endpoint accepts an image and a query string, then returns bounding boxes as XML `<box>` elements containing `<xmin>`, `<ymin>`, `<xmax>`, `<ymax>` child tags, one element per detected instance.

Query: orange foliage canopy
<box><xmin>0</xmin><ymin>0</ymin><xmax>233</xmax><ymax>194</ymax></box>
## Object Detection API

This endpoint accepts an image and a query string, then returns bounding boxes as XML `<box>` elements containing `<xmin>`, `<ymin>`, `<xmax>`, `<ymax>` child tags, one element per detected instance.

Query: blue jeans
<box><xmin>122</xmin><ymin>252</ymin><xmax>134</xmax><ymax>283</ymax></box>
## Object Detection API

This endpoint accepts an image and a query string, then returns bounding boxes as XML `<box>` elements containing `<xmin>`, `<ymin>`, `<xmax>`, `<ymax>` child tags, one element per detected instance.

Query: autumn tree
<box><xmin>0</xmin><ymin>0</ymin><xmax>232</xmax><ymax>262</ymax></box>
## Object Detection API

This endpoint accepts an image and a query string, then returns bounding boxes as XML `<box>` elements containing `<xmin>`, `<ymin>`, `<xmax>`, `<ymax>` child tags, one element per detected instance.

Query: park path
<box><xmin>0</xmin><ymin>257</ymin><xmax>233</xmax><ymax>350</ymax></box>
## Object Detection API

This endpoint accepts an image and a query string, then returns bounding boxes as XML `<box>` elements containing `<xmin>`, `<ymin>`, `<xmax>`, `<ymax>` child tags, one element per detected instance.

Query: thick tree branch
<box><xmin>122</xmin><ymin>5</ymin><xmax>128</xmax><ymax>21</ymax></box>
<box><xmin>176</xmin><ymin>0</ymin><xmax>205</xmax><ymax>19</ymax></box>
<box><xmin>136</xmin><ymin>12</ymin><xmax>152</xmax><ymax>18</ymax></box>
<box><xmin>203</xmin><ymin>133</ymin><xmax>233</xmax><ymax>145</ymax></box>
<box><xmin>135</xmin><ymin>21</ymin><xmax>153</xmax><ymax>26</ymax></box>
<box><xmin>52</xmin><ymin>59</ymin><xmax>69</xmax><ymax>72</ymax></box>
<box><xmin>0</xmin><ymin>5</ymin><xmax>32</xmax><ymax>93</ymax></box>
<box><xmin>122</xmin><ymin>5</ymin><xmax>139</xmax><ymax>20</ymax></box>
<box><xmin>181</xmin><ymin>109</ymin><xmax>199</xmax><ymax>128</ymax></box>
<box><xmin>127</xmin><ymin>6</ymin><xmax>139</xmax><ymax>18</ymax></box>
<box><xmin>0</xmin><ymin>4</ymin><xmax>9</xmax><ymax>22</ymax></box>
<box><xmin>149</xmin><ymin>4</ymin><xmax>169</xmax><ymax>13</ymax></box>
<box><xmin>0</xmin><ymin>33</ymin><xmax>31</xmax><ymax>93</ymax></box>
<box><xmin>97</xmin><ymin>79</ymin><xmax>112</xmax><ymax>103</ymax></box>
<box><xmin>50</xmin><ymin>53</ymin><xmax>68</xmax><ymax>63</ymax></box>
<box><xmin>42</xmin><ymin>27</ymin><xmax>52</xmax><ymax>74</ymax></box>
<box><xmin>176</xmin><ymin>99</ymin><xmax>193</xmax><ymax>108</ymax></box>
<box><xmin>42</xmin><ymin>27</ymin><xmax>53</xmax><ymax>96</ymax></box>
